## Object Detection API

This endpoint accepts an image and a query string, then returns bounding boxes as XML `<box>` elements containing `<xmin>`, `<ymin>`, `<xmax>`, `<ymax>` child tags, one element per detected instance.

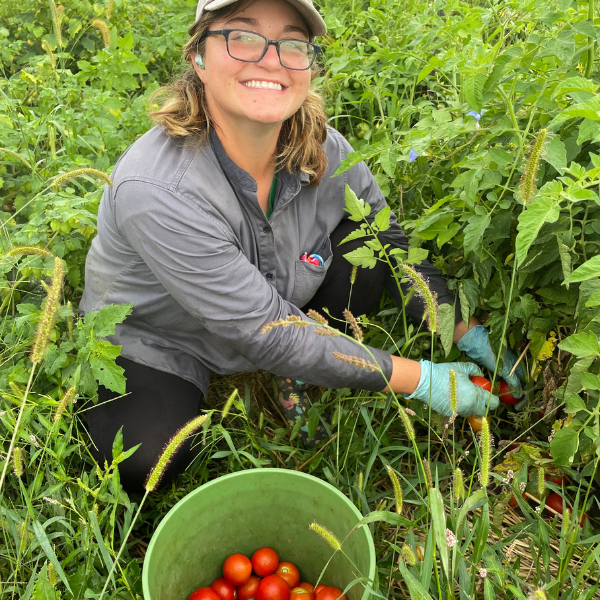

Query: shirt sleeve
<box><xmin>114</xmin><ymin>179</ymin><xmax>393</xmax><ymax>391</ymax></box>
<box><xmin>338</xmin><ymin>133</ymin><xmax>462</xmax><ymax>325</ymax></box>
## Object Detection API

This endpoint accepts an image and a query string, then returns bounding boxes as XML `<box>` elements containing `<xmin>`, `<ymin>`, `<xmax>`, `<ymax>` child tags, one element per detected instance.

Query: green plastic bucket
<box><xmin>142</xmin><ymin>468</ymin><xmax>376</xmax><ymax>600</ymax></box>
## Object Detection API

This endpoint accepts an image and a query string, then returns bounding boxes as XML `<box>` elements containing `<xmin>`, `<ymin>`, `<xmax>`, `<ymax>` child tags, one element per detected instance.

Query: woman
<box><xmin>80</xmin><ymin>0</ymin><xmax>521</xmax><ymax>493</ymax></box>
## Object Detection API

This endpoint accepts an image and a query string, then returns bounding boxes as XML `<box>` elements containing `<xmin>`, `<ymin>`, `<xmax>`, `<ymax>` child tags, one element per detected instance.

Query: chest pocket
<box><xmin>289</xmin><ymin>236</ymin><xmax>333</xmax><ymax>308</ymax></box>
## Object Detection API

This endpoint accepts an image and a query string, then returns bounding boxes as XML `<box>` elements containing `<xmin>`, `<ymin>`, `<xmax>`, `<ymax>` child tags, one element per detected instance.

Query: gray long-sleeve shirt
<box><xmin>80</xmin><ymin>125</ymin><xmax>456</xmax><ymax>396</ymax></box>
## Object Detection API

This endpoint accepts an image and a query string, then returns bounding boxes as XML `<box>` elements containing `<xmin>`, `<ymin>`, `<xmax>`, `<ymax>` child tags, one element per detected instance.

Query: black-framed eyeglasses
<box><xmin>204</xmin><ymin>29</ymin><xmax>321</xmax><ymax>71</ymax></box>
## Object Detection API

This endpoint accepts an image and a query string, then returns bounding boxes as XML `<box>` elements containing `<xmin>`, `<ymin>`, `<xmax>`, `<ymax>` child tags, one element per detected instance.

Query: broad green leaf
<box><xmin>552</xmin><ymin>76</ymin><xmax>597</xmax><ymax>99</ymax></box>
<box><xmin>544</xmin><ymin>137</ymin><xmax>567</xmax><ymax>173</ymax></box>
<box><xmin>463</xmin><ymin>213</ymin><xmax>491</xmax><ymax>256</ymax></box>
<box><xmin>91</xmin><ymin>303</ymin><xmax>134</xmax><ymax>337</ymax></box>
<box><xmin>334</xmin><ymin>151</ymin><xmax>375</xmax><ymax>177</ymax></box>
<box><xmin>343</xmin><ymin>247</ymin><xmax>377</xmax><ymax>269</ymax></box>
<box><xmin>397</xmin><ymin>561</ymin><xmax>434</xmax><ymax>600</ymax></box>
<box><xmin>112</xmin><ymin>426</ymin><xmax>124</xmax><ymax>459</ymax></box>
<box><xmin>32</xmin><ymin>521</ymin><xmax>72</xmax><ymax>594</ymax></box>
<box><xmin>89</xmin><ymin>338</ymin><xmax>126</xmax><ymax>393</ymax></box>
<box><xmin>379</xmin><ymin>148</ymin><xmax>398</xmax><ymax>178</ymax></box>
<box><xmin>338</xmin><ymin>226</ymin><xmax>367</xmax><ymax>245</ymax></box>
<box><xmin>585</xmin><ymin>291</ymin><xmax>600</xmax><ymax>306</ymax></box>
<box><xmin>557</xmin><ymin>239</ymin><xmax>572</xmax><ymax>285</ymax></box>
<box><xmin>417</xmin><ymin>55</ymin><xmax>442</xmax><ymax>83</ymax></box>
<box><xmin>550</xmin><ymin>427</ymin><xmax>579</xmax><ymax>465</ymax></box>
<box><xmin>463</xmin><ymin>73</ymin><xmax>485</xmax><ymax>113</ymax></box>
<box><xmin>438</xmin><ymin>304</ymin><xmax>455</xmax><ymax>357</ymax></box>
<box><xmin>565</xmin><ymin>393</ymin><xmax>586</xmax><ymax>413</ymax></box>
<box><xmin>437</xmin><ymin>222</ymin><xmax>460</xmax><ymax>245</ymax></box>
<box><xmin>563</xmin><ymin>255</ymin><xmax>600</xmax><ymax>284</ymax></box>
<box><xmin>577</xmin><ymin>119</ymin><xmax>600</xmax><ymax>144</ymax></box>
<box><xmin>558</xmin><ymin>331</ymin><xmax>600</xmax><ymax>357</ymax></box>
<box><xmin>429</xmin><ymin>487</ymin><xmax>449</xmax><ymax>578</ymax></box>
<box><xmin>488</xmin><ymin>148</ymin><xmax>512</xmax><ymax>165</ymax></box>
<box><xmin>566</xmin><ymin>356</ymin><xmax>596</xmax><ymax>395</ymax></box>
<box><xmin>373</xmin><ymin>206</ymin><xmax>391</xmax><ymax>232</ymax></box>
<box><xmin>581</xmin><ymin>373</ymin><xmax>600</xmax><ymax>390</ymax></box>
<box><xmin>516</xmin><ymin>197</ymin><xmax>561</xmax><ymax>266</ymax></box>
<box><xmin>343</xmin><ymin>185</ymin><xmax>371</xmax><ymax>221</ymax></box>
<box><xmin>406</xmin><ymin>247</ymin><xmax>428</xmax><ymax>264</ymax></box>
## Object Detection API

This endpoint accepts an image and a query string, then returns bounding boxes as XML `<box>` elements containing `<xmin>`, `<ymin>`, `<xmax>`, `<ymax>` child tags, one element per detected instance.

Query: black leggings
<box><xmin>85</xmin><ymin>219</ymin><xmax>389</xmax><ymax>493</ymax></box>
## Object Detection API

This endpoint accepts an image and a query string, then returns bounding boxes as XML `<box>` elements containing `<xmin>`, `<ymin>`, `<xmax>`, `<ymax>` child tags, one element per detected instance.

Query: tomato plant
<box><xmin>499</xmin><ymin>381</ymin><xmax>519</xmax><ymax>406</ymax></box>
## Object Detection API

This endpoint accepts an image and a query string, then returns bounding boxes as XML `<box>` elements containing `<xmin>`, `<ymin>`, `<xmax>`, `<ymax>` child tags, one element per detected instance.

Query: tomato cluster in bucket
<box><xmin>188</xmin><ymin>547</ymin><xmax>347</xmax><ymax>600</ymax></box>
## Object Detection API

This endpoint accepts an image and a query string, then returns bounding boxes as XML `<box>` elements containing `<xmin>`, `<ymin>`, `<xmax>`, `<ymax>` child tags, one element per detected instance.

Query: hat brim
<box><xmin>197</xmin><ymin>0</ymin><xmax>327</xmax><ymax>37</ymax></box>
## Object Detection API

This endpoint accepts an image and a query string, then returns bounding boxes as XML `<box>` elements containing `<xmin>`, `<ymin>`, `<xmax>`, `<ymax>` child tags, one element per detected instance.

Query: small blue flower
<box><xmin>466</xmin><ymin>109</ymin><xmax>485</xmax><ymax>122</ymax></box>
<box><xmin>409</xmin><ymin>148</ymin><xmax>419</xmax><ymax>162</ymax></box>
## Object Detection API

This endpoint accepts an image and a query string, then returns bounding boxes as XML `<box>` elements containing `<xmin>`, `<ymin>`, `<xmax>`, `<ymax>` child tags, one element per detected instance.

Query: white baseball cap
<box><xmin>195</xmin><ymin>0</ymin><xmax>327</xmax><ymax>37</ymax></box>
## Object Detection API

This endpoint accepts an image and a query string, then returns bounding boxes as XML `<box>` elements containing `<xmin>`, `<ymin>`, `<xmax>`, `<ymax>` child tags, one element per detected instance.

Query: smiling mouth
<box><xmin>241</xmin><ymin>80</ymin><xmax>285</xmax><ymax>91</ymax></box>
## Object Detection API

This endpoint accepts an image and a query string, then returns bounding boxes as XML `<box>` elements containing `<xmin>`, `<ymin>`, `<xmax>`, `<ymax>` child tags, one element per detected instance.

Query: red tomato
<box><xmin>467</xmin><ymin>415</ymin><xmax>491</xmax><ymax>433</ymax></box>
<box><xmin>545</xmin><ymin>469</ymin><xmax>569</xmax><ymax>486</ymax></box>
<box><xmin>545</xmin><ymin>492</ymin><xmax>564</xmax><ymax>515</ymax></box>
<box><xmin>189</xmin><ymin>588</ymin><xmax>222</xmax><ymax>600</ymax></box>
<box><xmin>224</xmin><ymin>554</ymin><xmax>252</xmax><ymax>587</ymax></box>
<box><xmin>274</xmin><ymin>562</ymin><xmax>300</xmax><ymax>589</ymax></box>
<box><xmin>290</xmin><ymin>588</ymin><xmax>314</xmax><ymax>600</ymax></box>
<box><xmin>256</xmin><ymin>575</ymin><xmax>290</xmax><ymax>600</ymax></box>
<box><xmin>239</xmin><ymin>576</ymin><xmax>261</xmax><ymax>600</ymax></box>
<box><xmin>508</xmin><ymin>495</ymin><xmax>519</xmax><ymax>508</ymax></box>
<box><xmin>252</xmin><ymin>548</ymin><xmax>279</xmax><ymax>577</ymax></box>
<box><xmin>470</xmin><ymin>376</ymin><xmax>492</xmax><ymax>393</ymax></box>
<box><xmin>315</xmin><ymin>588</ymin><xmax>347</xmax><ymax>600</ymax></box>
<box><xmin>499</xmin><ymin>380</ymin><xmax>519</xmax><ymax>405</ymax></box>
<box><xmin>298</xmin><ymin>583</ymin><xmax>314</xmax><ymax>593</ymax></box>
<box><xmin>211</xmin><ymin>578</ymin><xmax>237</xmax><ymax>600</ymax></box>
<box><xmin>314</xmin><ymin>586</ymin><xmax>326</xmax><ymax>597</ymax></box>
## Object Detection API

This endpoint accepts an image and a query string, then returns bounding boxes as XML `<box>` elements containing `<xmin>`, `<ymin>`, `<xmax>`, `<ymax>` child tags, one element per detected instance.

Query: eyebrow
<box><xmin>223</xmin><ymin>17</ymin><xmax>309</xmax><ymax>38</ymax></box>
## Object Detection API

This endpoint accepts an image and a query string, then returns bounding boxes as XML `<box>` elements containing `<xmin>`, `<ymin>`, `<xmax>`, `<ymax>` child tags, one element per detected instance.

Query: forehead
<box><xmin>216</xmin><ymin>0</ymin><xmax>310</xmax><ymax>36</ymax></box>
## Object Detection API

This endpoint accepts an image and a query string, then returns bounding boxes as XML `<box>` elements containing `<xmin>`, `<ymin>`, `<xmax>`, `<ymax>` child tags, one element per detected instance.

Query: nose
<box><xmin>257</xmin><ymin>42</ymin><xmax>282</xmax><ymax>70</ymax></box>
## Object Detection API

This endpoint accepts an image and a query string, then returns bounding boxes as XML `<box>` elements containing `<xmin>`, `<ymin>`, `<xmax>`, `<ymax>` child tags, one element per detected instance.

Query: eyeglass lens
<box><xmin>227</xmin><ymin>30</ymin><xmax>315</xmax><ymax>69</ymax></box>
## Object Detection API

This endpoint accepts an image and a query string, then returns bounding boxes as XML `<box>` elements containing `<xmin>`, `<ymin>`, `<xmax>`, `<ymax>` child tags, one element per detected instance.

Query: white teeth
<box><xmin>242</xmin><ymin>80</ymin><xmax>283</xmax><ymax>91</ymax></box>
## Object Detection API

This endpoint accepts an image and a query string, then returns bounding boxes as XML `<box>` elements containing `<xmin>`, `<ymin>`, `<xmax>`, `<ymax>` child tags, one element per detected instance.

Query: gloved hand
<box><xmin>457</xmin><ymin>325</ymin><xmax>525</xmax><ymax>398</ymax></box>
<box><xmin>407</xmin><ymin>360</ymin><xmax>500</xmax><ymax>417</ymax></box>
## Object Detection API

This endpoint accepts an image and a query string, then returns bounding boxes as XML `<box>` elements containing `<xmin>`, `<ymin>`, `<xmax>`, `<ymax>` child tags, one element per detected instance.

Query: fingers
<box><xmin>471</xmin><ymin>387</ymin><xmax>499</xmax><ymax>417</ymax></box>
<box><xmin>454</xmin><ymin>361</ymin><xmax>483</xmax><ymax>378</ymax></box>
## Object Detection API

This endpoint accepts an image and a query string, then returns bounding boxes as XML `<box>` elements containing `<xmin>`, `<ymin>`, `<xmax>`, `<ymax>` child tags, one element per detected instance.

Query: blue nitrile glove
<box><xmin>407</xmin><ymin>360</ymin><xmax>500</xmax><ymax>417</ymax></box>
<box><xmin>457</xmin><ymin>325</ymin><xmax>525</xmax><ymax>398</ymax></box>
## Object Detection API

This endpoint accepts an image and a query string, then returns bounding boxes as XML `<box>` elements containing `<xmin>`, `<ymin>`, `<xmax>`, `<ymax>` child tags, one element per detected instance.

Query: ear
<box><xmin>191</xmin><ymin>52</ymin><xmax>208</xmax><ymax>83</ymax></box>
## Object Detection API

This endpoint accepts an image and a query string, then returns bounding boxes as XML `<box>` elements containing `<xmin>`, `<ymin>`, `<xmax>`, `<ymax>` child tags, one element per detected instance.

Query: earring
<box><xmin>194</xmin><ymin>54</ymin><xmax>204</xmax><ymax>68</ymax></box>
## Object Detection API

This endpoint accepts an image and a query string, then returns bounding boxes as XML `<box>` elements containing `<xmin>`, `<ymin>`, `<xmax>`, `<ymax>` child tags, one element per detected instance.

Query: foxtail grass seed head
<box><xmin>30</xmin><ymin>257</ymin><xmax>64</xmax><ymax>364</ymax></box>
<box><xmin>350</xmin><ymin>265</ymin><xmax>358</xmax><ymax>285</ymax></box>
<box><xmin>52</xmin><ymin>167</ymin><xmax>112</xmax><ymax>189</ymax></box>
<box><xmin>309</xmin><ymin>522</ymin><xmax>341</xmax><ymax>551</ymax></box>
<box><xmin>519</xmin><ymin>129</ymin><xmax>547</xmax><ymax>205</ymax></box>
<box><xmin>54</xmin><ymin>385</ymin><xmax>76</xmax><ymax>422</ymax></box>
<box><xmin>41</xmin><ymin>39</ymin><xmax>56</xmax><ymax>68</ymax></box>
<box><xmin>221</xmin><ymin>389</ymin><xmax>237</xmax><ymax>419</ymax></box>
<box><xmin>50</xmin><ymin>0</ymin><xmax>63</xmax><ymax>46</ymax></box>
<box><xmin>47</xmin><ymin>562</ymin><xmax>58</xmax><ymax>587</ymax></box>
<box><xmin>314</xmin><ymin>327</ymin><xmax>340</xmax><ymax>337</ymax></box>
<box><xmin>48</xmin><ymin>121</ymin><xmax>57</xmax><ymax>157</ymax></box>
<box><xmin>453</xmin><ymin>468</ymin><xmax>465</xmax><ymax>503</ymax></box>
<box><xmin>529</xmin><ymin>590</ymin><xmax>548</xmax><ymax>600</ymax></box>
<box><xmin>107</xmin><ymin>0</ymin><xmax>114</xmax><ymax>19</ymax></box>
<box><xmin>357</xmin><ymin>471</ymin><xmax>364</xmax><ymax>491</ymax></box>
<box><xmin>386</xmin><ymin>465</ymin><xmax>403</xmax><ymax>515</ymax></box>
<box><xmin>397</xmin><ymin>405</ymin><xmax>416</xmax><ymax>443</ymax></box>
<box><xmin>400</xmin><ymin>264</ymin><xmax>438</xmax><ymax>332</ymax></box>
<box><xmin>9</xmin><ymin>381</ymin><xmax>22</xmax><ymax>396</ymax></box>
<box><xmin>449</xmin><ymin>369</ymin><xmax>458</xmax><ymax>414</ymax></box>
<box><xmin>332</xmin><ymin>352</ymin><xmax>379</xmax><ymax>372</ymax></box>
<box><xmin>91</xmin><ymin>19</ymin><xmax>111</xmax><ymax>48</ymax></box>
<box><xmin>562</xmin><ymin>507</ymin><xmax>571</xmax><ymax>536</ymax></box>
<box><xmin>401</xmin><ymin>544</ymin><xmax>416</xmax><ymax>566</ymax></box>
<box><xmin>13</xmin><ymin>447</ymin><xmax>24</xmax><ymax>478</ymax></box>
<box><xmin>0</xmin><ymin>148</ymin><xmax>33</xmax><ymax>170</ymax></box>
<box><xmin>423</xmin><ymin>458</ymin><xmax>433</xmax><ymax>490</ymax></box>
<box><xmin>258</xmin><ymin>411</ymin><xmax>264</xmax><ymax>430</ymax></box>
<box><xmin>479</xmin><ymin>416</ymin><xmax>492</xmax><ymax>488</ymax></box>
<box><xmin>537</xmin><ymin>467</ymin><xmax>545</xmax><ymax>497</ymax></box>
<box><xmin>307</xmin><ymin>309</ymin><xmax>328</xmax><ymax>325</ymax></box>
<box><xmin>343</xmin><ymin>309</ymin><xmax>363</xmax><ymax>343</ymax></box>
<box><xmin>66</xmin><ymin>301</ymin><xmax>73</xmax><ymax>340</ymax></box>
<box><xmin>145</xmin><ymin>414</ymin><xmax>208</xmax><ymax>492</ymax></box>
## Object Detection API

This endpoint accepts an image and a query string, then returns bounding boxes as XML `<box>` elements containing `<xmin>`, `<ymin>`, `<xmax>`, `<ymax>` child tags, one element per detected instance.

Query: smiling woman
<box><xmin>79</xmin><ymin>0</ymin><xmax>508</xmax><ymax>493</ymax></box>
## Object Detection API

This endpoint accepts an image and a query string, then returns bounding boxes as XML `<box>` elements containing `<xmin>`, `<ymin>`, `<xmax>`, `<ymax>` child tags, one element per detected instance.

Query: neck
<box><xmin>211</xmin><ymin>114</ymin><xmax>281</xmax><ymax>181</ymax></box>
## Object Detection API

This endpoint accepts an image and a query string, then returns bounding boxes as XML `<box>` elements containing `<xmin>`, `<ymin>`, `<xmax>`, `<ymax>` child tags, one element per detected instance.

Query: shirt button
<box><xmin>263</xmin><ymin>225</ymin><xmax>271</xmax><ymax>234</ymax></box>
<box><xmin>265</xmin><ymin>273</ymin><xmax>273</xmax><ymax>280</ymax></box>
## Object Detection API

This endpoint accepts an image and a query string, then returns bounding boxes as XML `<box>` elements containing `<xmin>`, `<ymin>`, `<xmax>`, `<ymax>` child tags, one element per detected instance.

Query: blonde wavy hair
<box><xmin>148</xmin><ymin>0</ymin><xmax>328</xmax><ymax>185</ymax></box>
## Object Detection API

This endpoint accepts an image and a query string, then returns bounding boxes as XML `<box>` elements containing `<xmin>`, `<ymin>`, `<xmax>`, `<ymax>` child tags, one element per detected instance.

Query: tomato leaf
<box><xmin>463</xmin><ymin>213</ymin><xmax>491</xmax><ymax>256</ymax></box>
<box><xmin>550</xmin><ymin>428</ymin><xmax>579</xmax><ymax>465</ymax></box>
<box><xmin>558</xmin><ymin>331</ymin><xmax>600</xmax><ymax>357</ymax></box>
<box><xmin>438</xmin><ymin>303</ymin><xmax>455</xmax><ymax>358</ymax></box>
<box><xmin>563</xmin><ymin>255</ymin><xmax>600</xmax><ymax>284</ymax></box>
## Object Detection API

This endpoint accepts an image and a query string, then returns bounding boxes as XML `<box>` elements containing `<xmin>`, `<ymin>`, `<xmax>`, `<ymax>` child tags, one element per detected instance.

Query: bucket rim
<box><xmin>141</xmin><ymin>468</ymin><xmax>376</xmax><ymax>600</ymax></box>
